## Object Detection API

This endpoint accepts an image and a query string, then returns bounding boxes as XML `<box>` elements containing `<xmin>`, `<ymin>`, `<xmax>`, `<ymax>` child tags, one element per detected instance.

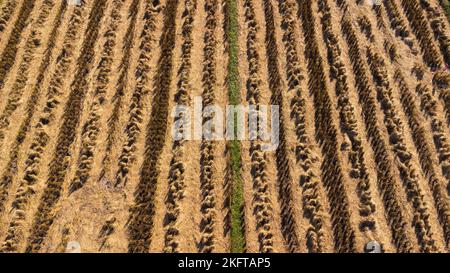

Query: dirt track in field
<box><xmin>0</xmin><ymin>0</ymin><xmax>449</xmax><ymax>253</ymax></box>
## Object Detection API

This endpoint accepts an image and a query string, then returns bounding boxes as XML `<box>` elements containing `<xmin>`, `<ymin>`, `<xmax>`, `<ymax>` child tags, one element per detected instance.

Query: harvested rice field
<box><xmin>0</xmin><ymin>0</ymin><xmax>449</xmax><ymax>253</ymax></box>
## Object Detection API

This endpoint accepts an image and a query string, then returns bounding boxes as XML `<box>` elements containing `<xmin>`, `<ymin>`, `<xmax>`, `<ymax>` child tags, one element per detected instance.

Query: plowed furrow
<box><xmin>377</xmin><ymin>0</ymin><xmax>415</xmax><ymax>51</ymax></box>
<box><xmin>68</xmin><ymin>0</ymin><xmax>125</xmax><ymax>193</ymax></box>
<box><xmin>356</xmin><ymin>0</ymin><xmax>450</xmax><ymax>252</ymax></box>
<box><xmin>372</xmin><ymin>2</ymin><xmax>388</xmax><ymax>30</ymax></box>
<box><xmin>0</xmin><ymin>3</ymin><xmax>87</xmax><ymax>253</ymax></box>
<box><xmin>432</xmin><ymin>72</ymin><xmax>450</xmax><ymax>125</ymax></box>
<box><xmin>0</xmin><ymin>1</ymin><xmax>67</xmax><ymax>215</ymax></box>
<box><xmin>418</xmin><ymin>0</ymin><xmax>450</xmax><ymax>66</ymax></box>
<box><xmin>0</xmin><ymin>0</ymin><xmax>53</xmax><ymax>146</ymax></box>
<box><xmin>100</xmin><ymin>0</ymin><xmax>140</xmax><ymax>181</ymax></box>
<box><xmin>114</xmin><ymin>1</ymin><xmax>160</xmax><ymax>188</ymax></box>
<box><xmin>394</xmin><ymin>71</ymin><xmax>450</xmax><ymax>248</ymax></box>
<box><xmin>366</xmin><ymin>48</ymin><xmax>437</xmax><ymax>252</ymax></box>
<box><xmin>415</xmin><ymin>84</ymin><xmax>450</xmax><ymax>195</ymax></box>
<box><xmin>356</xmin><ymin>14</ymin><xmax>375</xmax><ymax>42</ymax></box>
<box><xmin>0</xmin><ymin>0</ymin><xmax>61</xmax><ymax>213</ymax></box>
<box><xmin>127</xmin><ymin>0</ymin><xmax>177</xmax><ymax>253</ymax></box>
<box><xmin>340</xmin><ymin>15</ymin><xmax>413</xmax><ymax>252</ymax></box>
<box><xmin>319</xmin><ymin>0</ymin><xmax>379</xmax><ymax>238</ymax></box>
<box><xmin>297</xmin><ymin>0</ymin><xmax>356</xmax><ymax>252</ymax></box>
<box><xmin>163</xmin><ymin>0</ymin><xmax>196</xmax><ymax>253</ymax></box>
<box><xmin>262</xmin><ymin>0</ymin><xmax>300</xmax><ymax>253</ymax></box>
<box><xmin>241</xmin><ymin>0</ymin><xmax>276</xmax><ymax>253</ymax></box>
<box><xmin>362</xmin><ymin>0</ymin><xmax>419</xmax><ymax>54</ymax></box>
<box><xmin>0</xmin><ymin>1</ymin><xmax>53</xmax><ymax>211</ymax></box>
<box><xmin>0</xmin><ymin>0</ymin><xmax>37</xmax><ymax>93</ymax></box>
<box><xmin>222</xmin><ymin>0</ymin><xmax>229</xmax><ymax>49</ymax></box>
<box><xmin>369</xmin><ymin>0</ymin><xmax>447</xmax><ymax>83</ymax></box>
<box><xmin>0</xmin><ymin>0</ymin><xmax>19</xmax><ymax>36</ymax></box>
<box><xmin>276</xmin><ymin>0</ymin><xmax>326</xmax><ymax>252</ymax></box>
<box><xmin>196</xmin><ymin>0</ymin><xmax>220</xmax><ymax>253</ymax></box>
<box><xmin>388</xmin><ymin>0</ymin><xmax>443</xmax><ymax>69</ymax></box>
<box><xmin>24</xmin><ymin>0</ymin><xmax>108</xmax><ymax>252</ymax></box>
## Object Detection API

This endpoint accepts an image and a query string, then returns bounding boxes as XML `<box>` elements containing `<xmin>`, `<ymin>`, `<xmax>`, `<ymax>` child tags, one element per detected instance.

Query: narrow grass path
<box><xmin>441</xmin><ymin>0</ymin><xmax>450</xmax><ymax>20</ymax></box>
<box><xmin>227</xmin><ymin>0</ymin><xmax>245</xmax><ymax>253</ymax></box>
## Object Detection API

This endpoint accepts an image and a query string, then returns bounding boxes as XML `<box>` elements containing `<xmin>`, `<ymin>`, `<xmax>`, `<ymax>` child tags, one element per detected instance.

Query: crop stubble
<box><xmin>0</xmin><ymin>0</ymin><xmax>449</xmax><ymax>252</ymax></box>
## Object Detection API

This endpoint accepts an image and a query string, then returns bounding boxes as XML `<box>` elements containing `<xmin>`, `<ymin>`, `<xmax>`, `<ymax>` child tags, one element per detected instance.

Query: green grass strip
<box><xmin>443</xmin><ymin>0</ymin><xmax>450</xmax><ymax>21</ymax></box>
<box><xmin>227</xmin><ymin>0</ymin><xmax>245</xmax><ymax>253</ymax></box>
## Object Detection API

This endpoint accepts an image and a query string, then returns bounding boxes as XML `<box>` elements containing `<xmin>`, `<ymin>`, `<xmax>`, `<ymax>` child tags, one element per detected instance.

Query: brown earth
<box><xmin>0</xmin><ymin>0</ymin><xmax>449</xmax><ymax>253</ymax></box>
